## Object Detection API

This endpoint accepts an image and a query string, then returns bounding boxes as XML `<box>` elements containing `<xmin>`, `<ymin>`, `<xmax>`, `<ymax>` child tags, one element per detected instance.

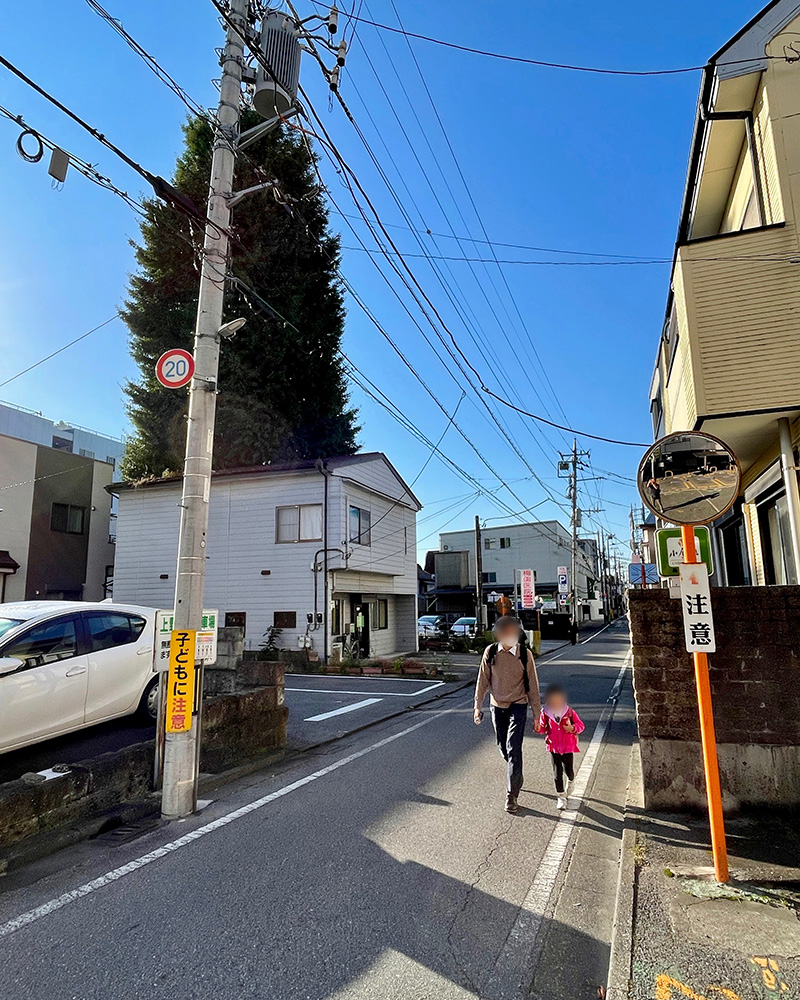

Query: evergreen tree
<box><xmin>121</xmin><ymin>114</ymin><xmax>359</xmax><ymax>480</ymax></box>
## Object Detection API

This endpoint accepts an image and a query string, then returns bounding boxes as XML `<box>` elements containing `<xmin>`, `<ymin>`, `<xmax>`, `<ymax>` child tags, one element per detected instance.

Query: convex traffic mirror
<box><xmin>637</xmin><ymin>431</ymin><xmax>741</xmax><ymax>526</ymax></box>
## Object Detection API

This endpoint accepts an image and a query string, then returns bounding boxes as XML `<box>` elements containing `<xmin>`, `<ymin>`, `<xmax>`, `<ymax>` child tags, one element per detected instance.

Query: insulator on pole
<box><xmin>328</xmin><ymin>4</ymin><xmax>339</xmax><ymax>34</ymax></box>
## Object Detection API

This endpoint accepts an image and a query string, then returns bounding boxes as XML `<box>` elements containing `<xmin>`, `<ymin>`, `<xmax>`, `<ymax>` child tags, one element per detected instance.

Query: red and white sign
<box><xmin>155</xmin><ymin>349</ymin><xmax>194</xmax><ymax>389</ymax></box>
<box><xmin>520</xmin><ymin>568</ymin><xmax>536</xmax><ymax>609</ymax></box>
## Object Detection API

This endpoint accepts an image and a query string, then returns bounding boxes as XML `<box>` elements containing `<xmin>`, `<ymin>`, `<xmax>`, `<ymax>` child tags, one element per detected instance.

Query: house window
<box><xmin>51</xmin><ymin>503</ymin><xmax>86</xmax><ymax>534</ymax></box>
<box><xmin>370</xmin><ymin>599</ymin><xmax>388</xmax><ymax>630</ymax></box>
<box><xmin>276</xmin><ymin>504</ymin><xmax>322</xmax><ymax>543</ymax></box>
<box><xmin>500</xmin><ymin>537</ymin><xmax>511</xmax><ymax>549</ymax></box>
<box><xmin>482</xmin><ymin>572</ymin><xmax>497</xmax><ymax>583</ymax></box>
<box><xmin>349</xmin><ymin>505</ymin><xmax>371</xmax><ymax>545</ymax></box>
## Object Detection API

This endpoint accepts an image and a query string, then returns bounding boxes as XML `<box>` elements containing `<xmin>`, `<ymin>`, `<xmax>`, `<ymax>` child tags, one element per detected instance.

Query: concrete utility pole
<box><xmin>161</xmin><ymin>0</ymin><xmax>249</xmax><ymax>820</ymax></box>
<box><xmin>597</xmin><ymin>529</ymin><xmax>608</xmax><ymax>623</ymax></box>
<box><xmin>474</xmin><ymin>515</ymin><xmax>484</xmax><ymax>631</ymax></box>
<box><xmin>570</xmin><ymin>439</ymin><xmax>579</xmax><ymax>642</ymax></box>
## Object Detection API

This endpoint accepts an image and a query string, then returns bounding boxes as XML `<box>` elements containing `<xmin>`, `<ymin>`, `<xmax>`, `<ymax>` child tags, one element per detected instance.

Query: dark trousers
<box><xmin>491</xmin><ymin>703</ymin><xmax>528</xmax><ymax>797</ymax></box>
<box><xmin>551</xmin><ymin>752</ymin><xmax>575</xmax><ymax>794</ymax></box>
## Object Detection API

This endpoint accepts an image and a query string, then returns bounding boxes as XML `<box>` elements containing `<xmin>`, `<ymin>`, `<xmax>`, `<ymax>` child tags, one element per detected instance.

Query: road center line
<box><xmin>494</xmin><ymin>649</ymin><xmax>631</xmax><ymax>976</ymax></box>
<box><xmin>303</xmin><ymin>698</ymin><xmax>382</xmax><ymax>721</ymax></box>
<box><xmin>0</xmin><ymin>704</ymin><xmax>460</xmax><ymax>941</ymax></box>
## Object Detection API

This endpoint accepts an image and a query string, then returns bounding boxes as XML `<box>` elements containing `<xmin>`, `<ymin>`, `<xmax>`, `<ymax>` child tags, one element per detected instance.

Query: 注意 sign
<box><xmin>678</xmin><ymin>563</ymin><xmax>716</xmax><ymax>653</ymax></box>
<box><xmin>520</xmin><ymin>569</ymin><xmax>536</xmax><ymax>609</ymax></box>
<box><xmin>166</xmin><ymin>630</ymin><xmax>196</xmax><ymax>733</ymax></box>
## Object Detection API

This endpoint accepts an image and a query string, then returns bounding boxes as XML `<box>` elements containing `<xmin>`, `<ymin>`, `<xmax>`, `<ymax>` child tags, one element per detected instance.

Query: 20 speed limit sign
<box><xmin>155</xmin><ymin>349</ymin><xmax>194</xmax><ymax>389</ymax></box>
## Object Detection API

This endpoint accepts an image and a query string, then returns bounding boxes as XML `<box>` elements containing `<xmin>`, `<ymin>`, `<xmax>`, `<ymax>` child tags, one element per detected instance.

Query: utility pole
<box><xmin>570</xmin><ymin>439</ymin><xmax>579</xmax><ymax>642</ymax></box>
<box><xmin>161</xmin><ymin>0</ymin><xmax>249</xmax><ymax>821</ymax></box>
<box><xmin>597</xmin><ymin>529</ymin><xmax>608</xmax><ymax>623</ymax></box>
<box><xmin>474</xmin><ymin>515</ymin><xmax>484</xmax><ymax>631</ymax></box>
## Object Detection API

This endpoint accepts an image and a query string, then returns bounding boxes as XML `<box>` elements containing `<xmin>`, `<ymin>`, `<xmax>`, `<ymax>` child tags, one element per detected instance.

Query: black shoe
<box><xmin>505</xmin><ymin>794</ymin><xmax>519</xmax><ymax>814</ymax></box>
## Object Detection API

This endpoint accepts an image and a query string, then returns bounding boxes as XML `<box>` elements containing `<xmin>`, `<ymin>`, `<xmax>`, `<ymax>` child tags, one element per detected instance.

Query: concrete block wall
<box><xmin>629</xmin><ymin>587</ymin><xmax>800</xmax><ymax>811</ymax></box>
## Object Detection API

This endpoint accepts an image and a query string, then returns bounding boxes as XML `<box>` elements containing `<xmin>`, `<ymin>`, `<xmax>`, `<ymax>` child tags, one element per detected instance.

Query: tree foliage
<box><xmin>121</xmin><ymin>114</ymin><xmax>359</xmax><ymax>480</ymax></box>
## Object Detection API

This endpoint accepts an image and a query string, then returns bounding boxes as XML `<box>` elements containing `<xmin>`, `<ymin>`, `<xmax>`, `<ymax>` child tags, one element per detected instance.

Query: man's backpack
<box><xmin>487</xmin><ymin>640</ymin><xmax>530</xmax><ymax>694</ymax></box>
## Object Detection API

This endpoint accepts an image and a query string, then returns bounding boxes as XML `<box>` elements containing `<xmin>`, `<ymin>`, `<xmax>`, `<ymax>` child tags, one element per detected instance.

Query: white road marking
<box><xmin>580</xmin><ymin>620</ymin><xmax>623</xmax><ymax>643</ymax></box>
<box><xmin>303</xmin><ymin>698</ymin><xmax>382</xmax><ymax>721</ymax></box>
<box><xmin>287</xmin><ymin>683</ymin><xmax>443</xmax><ymax>698</ymax></box>
<box><xmin>495</xmin><ymin>650</ymin><xmax>631</xmax><ymax>976</ymax></box>
<box><xmin>0</xmin><ymin>705</ymin><xmax>458</xmax><ymax>941</ymax></box>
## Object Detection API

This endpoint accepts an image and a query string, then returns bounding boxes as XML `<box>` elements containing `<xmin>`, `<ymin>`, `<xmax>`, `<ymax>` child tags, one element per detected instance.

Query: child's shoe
<box><xmin>556</xmin><ymin>796</ymin><xmax>566</xmax><ymax>811</ymax></box>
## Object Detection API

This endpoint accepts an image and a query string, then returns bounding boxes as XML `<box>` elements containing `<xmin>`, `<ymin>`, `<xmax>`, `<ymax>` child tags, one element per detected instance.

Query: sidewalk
<box><xmin>611</xmin><ymin>750</ymin><xmax>800</xmax><ymax>1000</ymax></box>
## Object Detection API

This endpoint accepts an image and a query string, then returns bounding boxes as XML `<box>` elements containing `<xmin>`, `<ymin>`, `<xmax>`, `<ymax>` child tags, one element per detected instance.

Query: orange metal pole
<box><xmin>681</xmin><ymin>524</ymin><xmax>729</xmax><ymax>883</ymax></box>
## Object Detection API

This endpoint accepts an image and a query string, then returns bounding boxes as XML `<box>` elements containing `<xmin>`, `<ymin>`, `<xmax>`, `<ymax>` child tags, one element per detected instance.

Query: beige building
<box><xmin>650</xmin><ymin>0</ymin><xmax>800</xmax><ymax>586</ymax></box>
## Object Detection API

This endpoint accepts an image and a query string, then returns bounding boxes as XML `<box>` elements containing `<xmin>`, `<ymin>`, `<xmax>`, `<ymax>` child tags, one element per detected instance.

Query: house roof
<box><xmin>108</xmin><ymin>451</ymin><xmax>421</xmax><ymax>508</ymax></box>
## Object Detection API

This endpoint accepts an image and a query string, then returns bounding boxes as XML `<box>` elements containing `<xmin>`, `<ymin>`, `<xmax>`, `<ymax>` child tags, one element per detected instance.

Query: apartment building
<box><xmin>0</xmin><ymin>402</ymin><xmax>120</xmax><ymax>602</ymax></box>
<box><xmin>110</xmin><ymin>453</ymin><xmax>420</xmax><ymax>659</ymax></box>
<box><xmin>432</xmin><ymin>520</ymin><xmax>599</xmax><ymax>619</ymax></box>
<box><xmin>649</xmin><ymin>0</ymin><xmax>800</xmax><ymax>586</ymax></box>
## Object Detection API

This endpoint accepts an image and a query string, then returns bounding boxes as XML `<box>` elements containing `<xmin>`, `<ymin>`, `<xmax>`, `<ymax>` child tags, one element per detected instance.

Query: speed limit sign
<box><xmin>155</xmin><ymin>349</ymin><xmax>194</xmax><ymax>389</ymax></box>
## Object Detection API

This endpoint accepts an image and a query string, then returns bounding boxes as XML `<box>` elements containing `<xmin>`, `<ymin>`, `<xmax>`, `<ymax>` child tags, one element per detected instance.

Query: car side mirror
<box><xmin>0</xmin><ymin>656</ymin><xmax>23</xmax><ymax>676</ymax></box>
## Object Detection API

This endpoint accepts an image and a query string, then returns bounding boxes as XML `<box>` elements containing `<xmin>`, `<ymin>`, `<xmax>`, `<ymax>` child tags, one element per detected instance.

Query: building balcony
<box><xmin>665</xmin><ymin>222</ymin><xmax>800</xmax><ymax>474</ymax></box>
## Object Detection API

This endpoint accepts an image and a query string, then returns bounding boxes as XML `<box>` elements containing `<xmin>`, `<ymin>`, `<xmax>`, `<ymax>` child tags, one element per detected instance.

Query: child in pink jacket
<box><xmin>538</xmin><ymin>683</ymin><xmax>585</xmax><ymax>811</ymax></box>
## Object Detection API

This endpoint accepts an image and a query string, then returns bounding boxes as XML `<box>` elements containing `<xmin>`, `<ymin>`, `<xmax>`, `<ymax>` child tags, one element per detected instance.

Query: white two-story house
<box><xmin>109</xmin><ymin>452</ymin><xmax>421</xmax><ymax>660</ymax></box>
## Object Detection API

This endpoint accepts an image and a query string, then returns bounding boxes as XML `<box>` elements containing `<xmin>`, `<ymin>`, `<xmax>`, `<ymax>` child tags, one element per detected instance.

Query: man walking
<box><xmin>474</xmin><ymin>616</ymin><xmax>541</xmax><ymax>814</ymax></box>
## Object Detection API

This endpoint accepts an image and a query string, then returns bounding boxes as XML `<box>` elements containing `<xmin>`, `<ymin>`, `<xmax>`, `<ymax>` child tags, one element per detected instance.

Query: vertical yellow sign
<box><xmin>165</xmin><ymin>630</ymin><xmax>196</xmax><ymax>733</ymax></box>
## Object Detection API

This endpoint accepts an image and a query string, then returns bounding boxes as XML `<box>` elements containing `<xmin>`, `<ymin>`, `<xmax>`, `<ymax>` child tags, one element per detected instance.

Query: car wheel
<box><xmin>138</xmin><ymin>676</ymin><xmax>160</xmax><ymax>723</ymax></box>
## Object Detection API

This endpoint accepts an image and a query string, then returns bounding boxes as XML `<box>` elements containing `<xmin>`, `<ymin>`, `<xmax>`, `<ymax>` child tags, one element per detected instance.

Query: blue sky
<box><xmin>0</xmin><ymin>0</ymin><xmax>762</xmax><ymax>561</ymax></box>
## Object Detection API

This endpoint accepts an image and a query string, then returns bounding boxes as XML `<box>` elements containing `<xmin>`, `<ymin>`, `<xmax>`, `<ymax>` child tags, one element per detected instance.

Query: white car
<box><xmin>0</xmin><ymin>601</ymin><xmax>159</xmax><ymax>755</ymax></box>
<box><xmin>450</xmin><ymin>616</ymin><xmax>478</xmax><ymax>636</ymax></box>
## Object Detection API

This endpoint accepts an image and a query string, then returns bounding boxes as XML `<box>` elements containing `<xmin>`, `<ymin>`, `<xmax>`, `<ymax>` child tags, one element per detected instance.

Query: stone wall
<box><xmin>628</xmin><ymin>587</ymin><xmax>800</xmax><ymax>811</ymax></box>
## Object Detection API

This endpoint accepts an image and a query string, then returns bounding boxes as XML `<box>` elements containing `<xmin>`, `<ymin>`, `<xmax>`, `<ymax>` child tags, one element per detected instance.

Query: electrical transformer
<box><xmin>253</xmin><ymin>12</ymin><xmax>301</xmax><ymax>118</ymax></box>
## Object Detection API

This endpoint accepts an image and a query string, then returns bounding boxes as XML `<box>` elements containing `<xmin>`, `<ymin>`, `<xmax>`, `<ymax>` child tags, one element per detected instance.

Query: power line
<box><xmin>303</xmin><ymin>1</ymin><xmax>777</xmax><ymax>77</ymax></box>
<box><xmin>0</xmin><ymin>51</ymin><xmax>202</xmax><ymax>221</ymax></box>
<box><xmin>0</xmin><ymin>315</ymin><xmax>120</xmax><ymax>390</ymax></box>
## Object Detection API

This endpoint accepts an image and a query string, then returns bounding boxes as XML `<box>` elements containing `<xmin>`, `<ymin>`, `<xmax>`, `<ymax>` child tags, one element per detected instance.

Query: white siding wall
<box><xmin>112</xmin><ymin>456</ymin><xmax>420</xmax><ymax>656</ymax></box>
<box><xmin>0</xmin><ymin>435</ymin><xmax>36</xmax><ymax>601</ymax></box>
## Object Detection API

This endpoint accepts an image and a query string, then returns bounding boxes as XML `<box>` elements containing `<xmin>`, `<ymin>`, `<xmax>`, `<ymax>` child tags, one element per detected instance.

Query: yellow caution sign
<box><xmin>165</xmin><ymin>630</ymin><xmax>196</xmax><ymax>733</ymax></box>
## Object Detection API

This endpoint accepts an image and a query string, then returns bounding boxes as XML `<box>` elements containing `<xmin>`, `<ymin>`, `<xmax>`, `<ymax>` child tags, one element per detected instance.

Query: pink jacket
<box><xmin>538</xmin><ymin>706</ymin><xmax>585</xmax><ymax>754</ymax></box>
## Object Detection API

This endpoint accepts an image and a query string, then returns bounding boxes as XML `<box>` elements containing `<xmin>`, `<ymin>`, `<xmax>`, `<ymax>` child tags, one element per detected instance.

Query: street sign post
<box><xmin>679</xmin><ymin>562</ymin><xmax>716</xmax><ymax>653</ymax></box>
<box><xmin>156</xmin><ymin>609</ymin><xmax>219</xmax><ymax>667</ymax></box>
<box><xmin>656</xmin><ymin>526</ymin><xmax>713</xmax><ymax>577</ymax></box>
<box><xmin>520</xmin><ymin>569</ymin><xmax>536</xmax><ymax>609</ymax></box>
<box><xmin>637</xmin><ymin>431</ymin><xmax>741</xmax><ymax>884</ymax></box>
<box><xmin>155</xmin><ymin>348</ymin><xmax>195</xmax><ymax>389</ymax></box>
<box><xmin>165</xmin><ymin>630</ymin><xmax>196</xmax><ymax>733</ymax></box>
<box><xmin>627</xmin><ymin>562</ymin><xmax>659</xmax><ymax>585</ymax></box>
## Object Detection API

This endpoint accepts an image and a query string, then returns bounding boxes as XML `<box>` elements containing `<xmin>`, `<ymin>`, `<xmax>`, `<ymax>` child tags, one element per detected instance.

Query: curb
<box><xmin>607</xmin><ymin>741</ymin><xmax>643</xmax><ymax>1000</ymax></box>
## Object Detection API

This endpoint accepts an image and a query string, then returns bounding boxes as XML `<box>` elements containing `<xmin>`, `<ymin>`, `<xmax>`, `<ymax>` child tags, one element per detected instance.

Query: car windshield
<box><xmin>0</xmin><ymin>617</ymin><xmax>24</xmax><ymax>641</ymax></box>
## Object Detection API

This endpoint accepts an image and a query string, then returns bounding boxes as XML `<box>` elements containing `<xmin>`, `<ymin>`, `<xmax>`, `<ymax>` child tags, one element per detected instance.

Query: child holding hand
<box><xmin>538</xmin><ymin>683</ymin><xmax>585</xmax><ymax>811</ymax></box>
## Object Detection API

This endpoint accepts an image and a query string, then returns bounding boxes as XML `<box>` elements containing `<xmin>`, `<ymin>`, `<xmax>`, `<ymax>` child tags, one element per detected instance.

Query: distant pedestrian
<box><xmin>538</xmin><ymin>683</ymin><xmax>585</xmax><ymax>811</ymax></box>
<box><xmin>474</xmin><ymin>616</ymin><xmax>541</xmax><ymax>814</ymax></box>
<box><xmin>646</xmin><ymin>476</ymin><xmax>662</xmax><ymax>509</ymax></box>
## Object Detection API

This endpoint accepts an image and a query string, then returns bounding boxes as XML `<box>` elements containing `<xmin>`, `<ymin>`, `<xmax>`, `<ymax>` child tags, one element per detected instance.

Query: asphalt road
<box><xmin>0</xmin><ymin>621</ymin><xmax>634</xmax><ymax>1000</ymax></box>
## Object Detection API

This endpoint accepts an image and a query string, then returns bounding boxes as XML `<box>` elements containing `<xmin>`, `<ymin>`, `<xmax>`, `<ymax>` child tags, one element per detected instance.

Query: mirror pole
<box><xmin>681</xmin><ymin>524</ymin><xmax>729</xmax><ymax>883</ymax></box>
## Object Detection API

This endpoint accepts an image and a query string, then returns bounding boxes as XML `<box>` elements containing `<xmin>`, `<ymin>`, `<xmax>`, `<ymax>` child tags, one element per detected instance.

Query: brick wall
<box><xmin>629</xmin><ymin>587</ymin><xmax>800</xmax><ymax>810</ymax></box>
